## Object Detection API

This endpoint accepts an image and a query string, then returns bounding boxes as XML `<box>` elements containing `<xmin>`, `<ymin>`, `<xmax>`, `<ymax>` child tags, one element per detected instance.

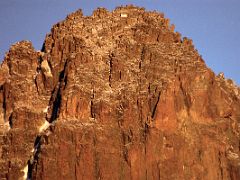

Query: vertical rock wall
<box><xmin>0</xmin><ymin>5</ymin><xmax>240</xmax><ymax>180</ymax></box>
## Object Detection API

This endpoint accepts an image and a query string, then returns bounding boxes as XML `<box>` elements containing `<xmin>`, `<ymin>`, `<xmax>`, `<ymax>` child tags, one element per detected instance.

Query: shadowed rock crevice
<box><xmin>49</xmin><ymin>60</ymin><xmax>69</xmax><ymax>123</ymax></box>
<box><xmin>90</xmin><ymin>88</ymin><xmax>96</xmax><ymax>120</ymax></box>
<box><xmin>108</xmin><ymin>53</ymin><xmax>113</xmax><ymax>88</ymax></box>
<box><xmin>151</xmin><ymin>91</ymin><xmax>161</xmax><ymax>119</ymax></box>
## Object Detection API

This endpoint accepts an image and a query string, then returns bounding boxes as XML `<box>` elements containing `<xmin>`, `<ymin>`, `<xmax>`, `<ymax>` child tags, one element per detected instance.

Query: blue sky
<box><xmin>0</xmin><ymin>0</ymin><xmax>239</xmax><ymax>84</ymax></box>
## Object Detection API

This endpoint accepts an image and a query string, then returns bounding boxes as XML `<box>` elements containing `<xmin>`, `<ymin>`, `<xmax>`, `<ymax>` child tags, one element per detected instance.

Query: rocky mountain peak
<box><xmin>0</xmin><ymin>5</ymin><xmax>240</xmax><ymax>180</ymax></box>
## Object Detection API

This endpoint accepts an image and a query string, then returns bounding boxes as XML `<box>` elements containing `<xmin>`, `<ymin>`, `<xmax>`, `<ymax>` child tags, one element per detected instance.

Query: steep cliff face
<box><xmin>0</xmin><ymin>6</ymin><xmax>240</xmax><ymax>180</ymax></box>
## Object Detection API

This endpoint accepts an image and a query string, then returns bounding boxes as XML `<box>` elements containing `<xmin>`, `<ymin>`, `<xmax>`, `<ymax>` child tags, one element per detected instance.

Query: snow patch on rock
<box><xmin>43</xmin><ymin>106</ymin><xmax>49</xmax><ymax>113</ymax></box>
<box><xmin>39</xmin><ymin>120</ymin><xmax>50</xmax><ymax>133</ymax></box>
<box><xmin>41</xmin><ymin>60</ymin><xmax>52</xmax><ymax>77</ymax></box>
<box><xmin>22</xmin><ymin>165</ymin><xmax>28</xmax><ymax>180</ymax></box>
<box><xmin>120</xmin><ymin>13</ymin><xmax>128</xmax><ymax>17</ymax></box>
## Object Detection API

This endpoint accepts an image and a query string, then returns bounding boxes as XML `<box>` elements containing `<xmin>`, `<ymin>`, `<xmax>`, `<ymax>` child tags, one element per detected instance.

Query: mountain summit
<box><xmin>0</xmin><ymin>5</ymin><xmax>240</xmax><ymax>180</ymax></box>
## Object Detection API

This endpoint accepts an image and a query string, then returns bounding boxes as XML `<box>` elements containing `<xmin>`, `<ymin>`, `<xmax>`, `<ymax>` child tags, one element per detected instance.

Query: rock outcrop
<box><xmin>0</xmin><ymin>5</ymin><xmax>240</xmax><ymax>180</ymax></box>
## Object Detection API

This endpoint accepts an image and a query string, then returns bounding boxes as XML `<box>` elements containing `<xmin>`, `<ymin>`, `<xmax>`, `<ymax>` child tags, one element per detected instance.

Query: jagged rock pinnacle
<box><xmin>0</xmin><ymin>5</ymin><xmax>240</xmax><ymax>180</ymax></box>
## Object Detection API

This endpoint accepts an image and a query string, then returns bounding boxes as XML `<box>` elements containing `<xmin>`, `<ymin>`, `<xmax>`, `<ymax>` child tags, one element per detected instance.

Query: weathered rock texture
<box><xmin>0</xmin><ymin>5</ymin><xmax>240</xmax><ymax>180</ymax></box>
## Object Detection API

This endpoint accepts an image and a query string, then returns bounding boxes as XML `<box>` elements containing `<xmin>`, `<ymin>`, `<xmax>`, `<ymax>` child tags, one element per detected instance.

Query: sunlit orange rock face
<box><xmin>0</xmin><ymin>5</ymin><xmax>240</xmax><ymax>180</ymax></box>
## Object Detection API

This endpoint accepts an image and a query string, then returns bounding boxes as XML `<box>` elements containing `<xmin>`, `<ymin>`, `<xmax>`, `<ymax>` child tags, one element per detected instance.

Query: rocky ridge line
<box><xmin>0</xmin><ymin>5</ymin><xmax>240</xmax><ymax>180</ymax></box>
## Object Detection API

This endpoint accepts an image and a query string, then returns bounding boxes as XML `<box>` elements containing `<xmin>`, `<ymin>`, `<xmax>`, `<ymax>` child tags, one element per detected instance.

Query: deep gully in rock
<box><xmin>22</xmin><ymin>59</ymin><xmax>69</xmax><ymax>180</ymax></box>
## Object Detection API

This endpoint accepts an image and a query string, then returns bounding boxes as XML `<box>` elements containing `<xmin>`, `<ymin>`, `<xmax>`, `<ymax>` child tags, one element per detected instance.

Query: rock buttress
<box><xmin>0</xmin><ymin>5</ymin><xmax>240</xmax><ymax>180</ymax></box>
